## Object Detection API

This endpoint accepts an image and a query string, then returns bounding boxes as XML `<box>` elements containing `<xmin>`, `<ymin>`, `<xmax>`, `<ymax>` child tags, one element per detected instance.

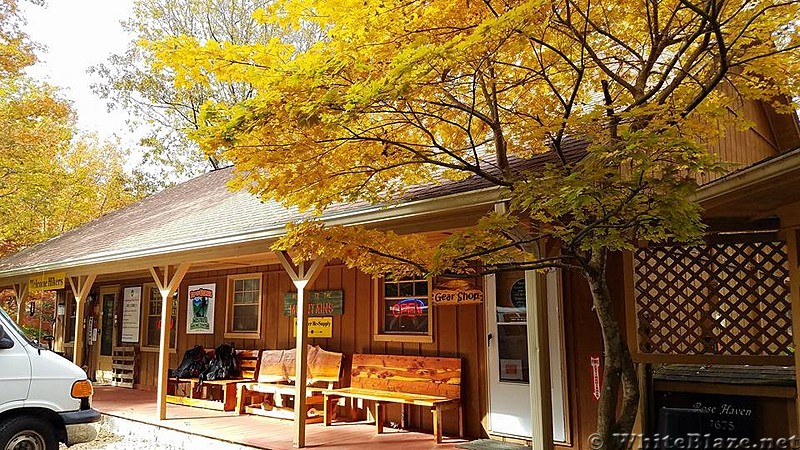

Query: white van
<box><xmin>0</xmin><ymin>307</ymin><xmax>99</xmax><ymax>449</ymax></box>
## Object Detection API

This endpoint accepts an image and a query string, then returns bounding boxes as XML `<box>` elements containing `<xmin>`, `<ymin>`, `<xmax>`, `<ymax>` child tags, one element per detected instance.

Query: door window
<box><xmin>100</xmin><ymin>294</ymin><xmax>115</xmax><ymax>356</ymax></box>
<box><xmin>65</xmin><ymin>292</ymin><xmax>75</xmax><ymax>343</ymax></box>
<box><xmin>497</xmin><ymin>274</ymin><xmax>530</xmax><ymax>383</ymax></box>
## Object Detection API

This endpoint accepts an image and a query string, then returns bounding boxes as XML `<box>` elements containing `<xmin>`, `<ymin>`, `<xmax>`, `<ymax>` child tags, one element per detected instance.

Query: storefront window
<box><xmin>226</xmin><ymin>274</ymin><xmax>262</xmax><ymax>337</ymax></box>
<box><xmin>374</xmin><ymin>278</ymin><xmax>433</xmax><ymax>342</ymax></box>
<box><xmin>144</xmin><ymin>286</ymin><xmax>177</xmax><ymax>348</ymax></box>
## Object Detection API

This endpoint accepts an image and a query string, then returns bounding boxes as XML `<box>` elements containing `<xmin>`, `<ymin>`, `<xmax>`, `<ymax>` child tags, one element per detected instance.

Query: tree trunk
<box><xmin>584</xmin><ymin>250</ymin><xmax>639</xmax><ymax>450</ymax></box>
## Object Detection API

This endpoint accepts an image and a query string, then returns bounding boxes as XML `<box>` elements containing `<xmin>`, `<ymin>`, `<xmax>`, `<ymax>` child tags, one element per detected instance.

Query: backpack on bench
<box><xmin>170</xmin><ymin>344</ymin><xmax>210</xmax><ymax>379</ymax></box>
<box><xmin>199</xmin><ymin>343</ymin><xmax>239</xmax><ymax>382</ymax></box>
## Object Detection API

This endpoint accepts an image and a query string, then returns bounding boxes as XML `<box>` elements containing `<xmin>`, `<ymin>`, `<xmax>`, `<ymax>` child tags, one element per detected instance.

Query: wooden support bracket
<box><xmin>275</xmin><ymin>251</ymin><xmax>326</xmax><ymax>448</ymax></box>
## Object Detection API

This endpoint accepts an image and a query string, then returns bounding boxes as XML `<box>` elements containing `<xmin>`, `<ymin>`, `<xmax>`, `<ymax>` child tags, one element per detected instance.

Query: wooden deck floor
<box><xmin>92</xmin><ymin>386</ymin><xmax>468</xmax><ymax>450</ymax></box>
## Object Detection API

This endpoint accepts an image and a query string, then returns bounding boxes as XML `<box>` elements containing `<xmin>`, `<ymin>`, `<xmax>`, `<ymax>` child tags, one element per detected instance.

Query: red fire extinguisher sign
<box><xmin>590</xmin><ymin>353</ymin><xmax>602</xmax><ymax>401</ymax></box>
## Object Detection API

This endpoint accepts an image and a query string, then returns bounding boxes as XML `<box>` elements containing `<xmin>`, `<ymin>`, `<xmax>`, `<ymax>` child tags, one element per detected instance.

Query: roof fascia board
<box><xmin>0</xmin><ymin>187</ymin><xmax>503</xmax><ymax>281</ymax></box>
<box><xmin>695</xmin><ymin>148</ymin><xmax>800</xmax><ymax>206</ymax></box>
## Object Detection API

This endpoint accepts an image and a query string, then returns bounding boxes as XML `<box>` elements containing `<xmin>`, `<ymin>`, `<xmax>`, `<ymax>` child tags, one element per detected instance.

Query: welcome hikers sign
<box><xmin>187</xmin><ymin>283</ymin><xmax>215</xmax><ymax>334</ymax></box>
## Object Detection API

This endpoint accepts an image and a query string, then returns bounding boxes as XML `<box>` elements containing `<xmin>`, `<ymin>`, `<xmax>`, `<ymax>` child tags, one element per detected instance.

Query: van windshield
<box><xmin>0</xmin><ymin>307</ymin><xmax>33</xmax><ymax>345</ymax></box>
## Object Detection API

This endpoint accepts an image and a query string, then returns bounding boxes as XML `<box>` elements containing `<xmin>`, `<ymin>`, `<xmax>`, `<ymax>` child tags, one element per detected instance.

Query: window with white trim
<box><xmin>226</xmin><ymin>274</ymin><xmax>262</xmax><ymax>337</ymax></box>
<box><xmin>142</xmin><ymin>284</ymin><xmax>177</xmax><ymax>349</ymax></box>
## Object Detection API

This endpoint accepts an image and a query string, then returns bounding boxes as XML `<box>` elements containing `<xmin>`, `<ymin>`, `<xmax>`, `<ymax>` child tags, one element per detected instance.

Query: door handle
<box><xmin>487</xmin><ymin>333</ymin><xmax>493</xmax><ymax>347</ymax></box>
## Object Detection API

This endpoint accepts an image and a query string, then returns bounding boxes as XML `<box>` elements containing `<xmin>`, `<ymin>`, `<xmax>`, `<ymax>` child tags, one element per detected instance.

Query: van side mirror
<box><xmin>0</xmin><ymin>325</ymin><xmax>14</xmax><ymax>349</ymax></box>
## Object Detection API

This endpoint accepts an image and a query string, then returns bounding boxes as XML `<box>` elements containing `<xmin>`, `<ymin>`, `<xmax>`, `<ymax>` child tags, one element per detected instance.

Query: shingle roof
<box><xmin>0</xmin><ymin>167</ymin><xmax>326</xmax><ymax>275</ymax></box>
<box><xmin>0</xmin><ymin>143</ymin><xmax>587</xmax><ymax>277</ymax></box>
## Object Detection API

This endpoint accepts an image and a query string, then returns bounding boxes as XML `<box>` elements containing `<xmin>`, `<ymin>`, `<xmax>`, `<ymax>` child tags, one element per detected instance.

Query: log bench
<box><xmin>236</xmin><ymin>345</ymin><xmax>343</xmax><ymax>423</ymax></box>
<box><xmin>167</xmin><ymin>349</ymin><xmax>259</xmax><ymax>411</ymax></box>
<box><xmin>322</xmin><ymin>354</ymin><xmax>462</xmax><ymax>443</ymax></box>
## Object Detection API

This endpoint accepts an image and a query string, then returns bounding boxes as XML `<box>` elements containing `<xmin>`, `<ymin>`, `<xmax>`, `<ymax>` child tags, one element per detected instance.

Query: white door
<box><xmin>486</xmin><ymin>270</ymin><xmax>568</xmax><ymax>441</ymax></box>
<box><xmin>0</xmin><ymin>311</ymin><xmax>32</xmax><ymax>407</ymax></box>
<box><xmin>486</xmin><ymin>270</ymin><xmax>532</xmax><ymax>437</ymax></box>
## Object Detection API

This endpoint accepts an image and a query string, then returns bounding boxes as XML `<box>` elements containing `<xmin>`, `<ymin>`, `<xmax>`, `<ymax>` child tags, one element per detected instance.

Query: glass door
<box><xmin>486</xmin><ymin>270</ymin><xmax>533</xmax><ymax>437</ymax></box>
<box><xmin>95</xmin><ymin>289</ymin><xmax>117</xmax><ymax>383</ymax></box>
<box><xmin>486</xmin><ymin>270</ymin><xmax>569</xmax><ymax>441</ymax></box>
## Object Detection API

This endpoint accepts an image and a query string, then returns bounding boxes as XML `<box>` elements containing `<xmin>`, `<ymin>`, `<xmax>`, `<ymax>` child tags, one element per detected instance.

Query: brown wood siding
<box><xmin>698</xmin><ymin>100</ymin><xmax>787</xmax><ymax>186</ymax></box>
<box><xmin>96</xmin><ymin>262</ymin><xmax>488</xmax><ymax>439</ymax></box>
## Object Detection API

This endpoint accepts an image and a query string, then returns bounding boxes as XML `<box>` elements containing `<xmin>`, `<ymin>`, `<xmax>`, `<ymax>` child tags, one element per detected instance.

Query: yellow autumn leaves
<box><xmin>142</xmin><ymin>0</ymin><xmax>799</xmax><ymax>275</ymax></box>
<box><xmin>0</xmin><ymin>0</ymin><xmax>149</xmax><ymax>252</ymax></box>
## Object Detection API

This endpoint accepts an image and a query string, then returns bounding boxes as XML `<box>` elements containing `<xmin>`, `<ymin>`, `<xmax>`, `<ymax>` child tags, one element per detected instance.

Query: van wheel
<box><xmin>0</xmin><ymin>416</ymin><xmax>58</xmax><ymax>450</ymax></box>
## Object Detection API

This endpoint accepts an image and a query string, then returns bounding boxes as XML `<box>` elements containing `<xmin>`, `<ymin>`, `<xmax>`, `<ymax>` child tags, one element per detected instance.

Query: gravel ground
<box><xmin>58</xmin><ymin>426</ymin><xmax>121</xmax><ymax>450</ymax></box>
<box><xmin>59</xmin><ymin>421</ymin><xmax>182</xmax><ymax>450</ymax></box>
<box><xmin>58</xmin><ymin>416</ymin><xmax>258</xmax><ymax>450</ymax></box>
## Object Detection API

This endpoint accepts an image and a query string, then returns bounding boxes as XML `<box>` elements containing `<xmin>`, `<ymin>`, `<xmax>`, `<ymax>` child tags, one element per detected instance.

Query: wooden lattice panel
<box><xmin>633</xmin><ymin>241</ymin><xmax>791</xmax><ymax>357</ymax></box>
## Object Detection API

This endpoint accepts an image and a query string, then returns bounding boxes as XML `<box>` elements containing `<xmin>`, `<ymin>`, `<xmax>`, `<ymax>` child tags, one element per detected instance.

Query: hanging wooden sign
<box><xmin>283</xmin><ymin>290</ymin><xmax>344</xmax><ymax>317</ymax></box>
<box><xmin>29</xmin><ymin>272</ymin><xmax>66</xmax><ymax>292</ymax></box>
<box><xmin>431</xmin><ymin>278</ymin><xmax>484</xmax><ymax>306</ymax></box>
<box><xmin>590</xmin><ymin>353</ymin><xmax>602</xmax><ymax>401</ymax></box>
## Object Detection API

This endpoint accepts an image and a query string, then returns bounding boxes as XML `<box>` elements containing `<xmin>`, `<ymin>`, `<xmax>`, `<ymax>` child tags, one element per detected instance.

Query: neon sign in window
<box><xmin>383</xmin><ymin>279</ymin><xmax>429</xmax><ymax>334</ymax></box>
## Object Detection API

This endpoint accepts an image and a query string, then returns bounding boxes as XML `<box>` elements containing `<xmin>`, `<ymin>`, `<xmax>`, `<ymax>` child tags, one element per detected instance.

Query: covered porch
<box><xmin>92</xmin><ymin>385</ymin><xmax>468</xmax><ymax>449</ymax></box>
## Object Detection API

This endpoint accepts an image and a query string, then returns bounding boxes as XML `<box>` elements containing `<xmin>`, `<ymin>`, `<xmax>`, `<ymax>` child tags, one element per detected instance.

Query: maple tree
<box><xmin>149</xmin><ymin>0</ymin><xmax>799</xmax><ymax>446</ymax></box>
<box><xmin>0</xmin><ymin>0</ymin><xmax>147</xmax><ymax>250</ymax></box>
<box><xmin>1</xmin><ymin>291</ymin><xmax>55</xmax><ymax>340</ymax></box>
<box><xmin>0</xmin><ymin>133</ymin><xmax>148</xmax><ymax>248</ymax></box>
<box><xmin>0</xmin><ymin>0</ymin><xmax>151</xmax><ymax>321</ymax></box>
<box><xmin>0</xmin><ymin>0</ymin><xmax>37</xmax><ymax>76</ymax></box>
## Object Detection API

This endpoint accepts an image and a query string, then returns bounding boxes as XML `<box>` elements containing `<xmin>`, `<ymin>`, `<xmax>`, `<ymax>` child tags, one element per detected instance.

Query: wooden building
<box><xmin>0</xmin><ymin>99</ymin><xmax>798</xmax><ymax>449</ymax></box>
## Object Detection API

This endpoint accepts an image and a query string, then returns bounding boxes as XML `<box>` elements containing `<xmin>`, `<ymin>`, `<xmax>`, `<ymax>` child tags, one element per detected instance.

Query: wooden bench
<box><xmin>323</xmin><ymin>354</ymin><xmax>462</xmax><ymax>443</ymax></box>
<box><xmin>167</xmin><ymin>349</ymin><xmax>259</xmax><ymax>411</ymax></box>
<box><xmin>236</xmin><ymin>345</ymin><xmax>343</xmax><ymax>423</ymax></box>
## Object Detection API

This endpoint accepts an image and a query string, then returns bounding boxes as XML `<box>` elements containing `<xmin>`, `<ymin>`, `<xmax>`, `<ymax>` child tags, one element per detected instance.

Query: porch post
<box><xmin>151</xmin><ymin>264</ymin><xmax>191</xmax><ymax>420</ymax></box>
<box><xmin>12</xmin><ymin>282</ymin><xmax>28</xmax><ymax>324</ymax></box>
<box><xmin>68</xmin><ymin>274</ymin><xmax>97</xmax><ymax>368</ymax></box>
<box><xmin>276</xmin><ymin>251</ymin><xmax>325</xmax><ymax>448</ymax></box>
<box><xmin>526</xmin><ymin>268</ymin><xmax>553</xmax><ymax>450</ymax></box>
<box><xmin>785</xmin><ymin>230</ymin><xmax>800</xmax><ymax>432</ymax></box>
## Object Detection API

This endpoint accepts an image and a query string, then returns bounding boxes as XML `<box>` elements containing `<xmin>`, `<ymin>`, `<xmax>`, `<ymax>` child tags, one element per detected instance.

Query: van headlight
<box><xmin>71</xmin><ymin>379</ymin><xmax>93</xmax><ymax>398</ymax></box>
